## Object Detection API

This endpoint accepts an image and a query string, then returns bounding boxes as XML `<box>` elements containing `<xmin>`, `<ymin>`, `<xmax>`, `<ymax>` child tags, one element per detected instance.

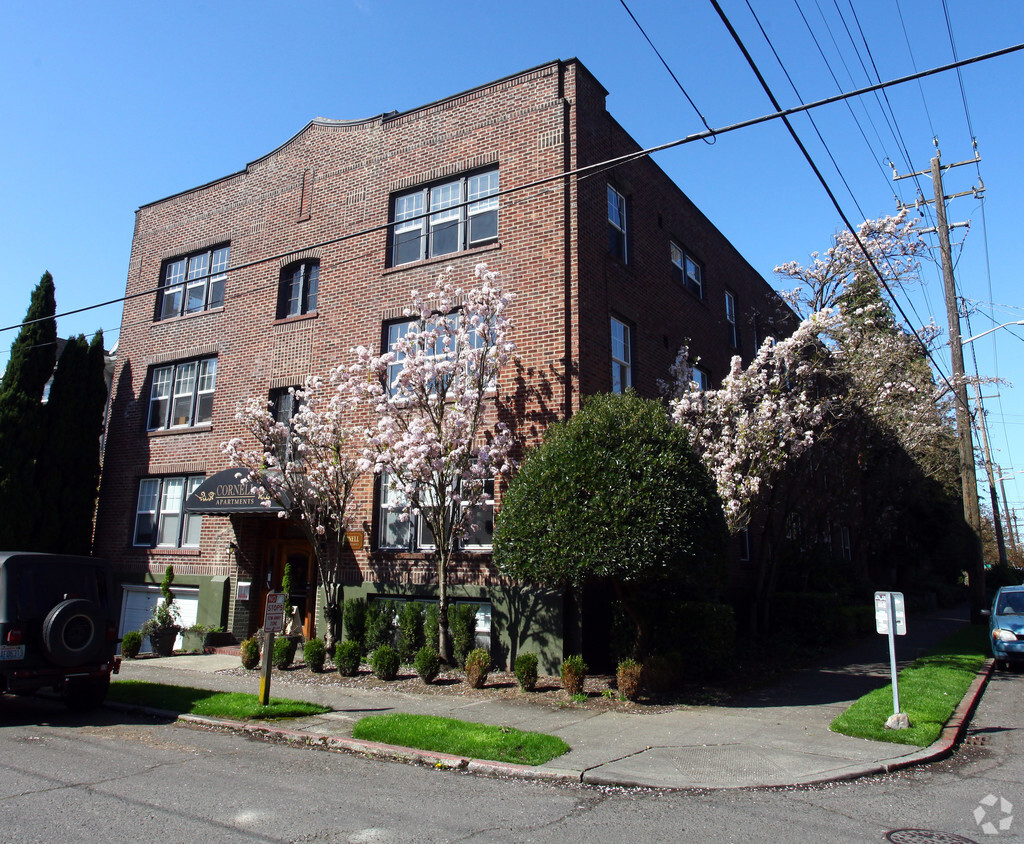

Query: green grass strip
<box><xmin>109</xmin><ymin>680</ymin><xmax>331</xmax><ymax>720</ymax></box>
<box><xmin>830</xmin><ymin>624</ymin><xmax>989</xmax><ymax>747</ymax></box>
<box><xmin>352</xmin><ymin>712</ymin><xmax>570</xmax><ymax>766</ymax></box>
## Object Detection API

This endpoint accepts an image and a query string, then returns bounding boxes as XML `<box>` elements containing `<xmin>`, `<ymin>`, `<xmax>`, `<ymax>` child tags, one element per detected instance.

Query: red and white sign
<box><xmin>264</xmin><ymin>592</ymin><xmax>287</xmax><ymax>634</ymax></box>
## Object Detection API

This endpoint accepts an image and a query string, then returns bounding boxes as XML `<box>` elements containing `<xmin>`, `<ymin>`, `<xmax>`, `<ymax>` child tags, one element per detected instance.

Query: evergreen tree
<box><xmin>0</xmin><ymin>273</ymin><xmax>57</xmax><ymax>548</ymax></box>
<box><xmin>1</xmin><ymin>272</ymin><xmax>57</xmax><ymax>398</ymax></box>
<box><xmin>38</xmin><ymin>330</ymin><xmax>108</xmax><ymax>553</ymax></box>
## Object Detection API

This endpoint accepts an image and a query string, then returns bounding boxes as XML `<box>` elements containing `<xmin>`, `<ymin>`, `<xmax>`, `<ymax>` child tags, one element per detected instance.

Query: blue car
<box><xmin>989</xmin><ymin>585</ymin><xmax>1024</xmax><ymax>670</ymax></box>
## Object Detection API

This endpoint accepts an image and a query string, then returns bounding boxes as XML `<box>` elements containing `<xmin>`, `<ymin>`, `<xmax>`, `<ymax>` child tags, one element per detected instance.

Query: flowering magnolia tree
<box><xmin>344</xmin><ymin>264</ymin><xmax>516</xmax><ymax>663</ymax></box>
<box><xmin>223</xmin><ymin>376</ymin><xmax>369</xmax><ymax>646</ymax></box>
<box><xmin>671</xmin><ymin>213</ymin><xmax>959</xmax><ymax>535</ymax></box>
<box><xmin>668</xmin><ymin>312</ymin><xmax>835</xmax><ymax>534</ymax></box>
<box><xmin>775</xmin><ymin>212</ymin><xmax>925</xmax><ymax>318</ymax></box>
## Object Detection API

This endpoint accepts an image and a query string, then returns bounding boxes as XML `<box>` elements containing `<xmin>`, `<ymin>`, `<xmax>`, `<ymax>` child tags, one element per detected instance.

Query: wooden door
<box><xmin>272</xmin><ymin>542</ymin><xmax>316</xmax><ymax>639</ymax></box>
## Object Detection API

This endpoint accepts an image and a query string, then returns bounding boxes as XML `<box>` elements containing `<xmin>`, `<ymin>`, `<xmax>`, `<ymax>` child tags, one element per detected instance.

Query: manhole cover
<box><xmin>886</xmin><ymin>831</ymin><xmax>979</xmax><ymax>844</ymax></box>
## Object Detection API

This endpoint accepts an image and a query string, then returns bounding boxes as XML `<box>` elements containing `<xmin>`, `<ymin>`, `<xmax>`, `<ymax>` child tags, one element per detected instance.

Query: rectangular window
<box><xmin>670</xmin><ymin>242</ymin><xmax>703</xmax><ymax>297</ymax></box>
<box><xmin>607</xmin><ymin>185</ymin><xmax>628</xmax><ymax>262</ymax></box>
<box><xmin>134</xmin><ymin>475</ymin><xmax>204</xmax><ymax>548</ymax></box>
<box><xmin>158</xmin><ymin>245</ymin><xmax>229</xmax><ymax>320</ymax></box>
<box><xmin>383</xmin><ymin>313</ymin><xmax>485</xmax><ymax>396</ymax></box>
<box><xmin>390</xmin><ymin>168</ymin><xmax>499</xmax><ymax>266</ymax></box>
<box><xmin>611</xmin><ymin>317</ymin><xmax>632</xmax><ymax>393</ymax></box>
<box><xmin>462</xmin><ymin>476</ymin><xmax>495</xmax><ymax>550</ymax></box>
<box><xmin>377</xmin><ymin>472</ymin><xmax>492</xmax><ymax>552</ymax></box>
<box><xmin>278</xmin><ymin>260</ymin><xmax>319</xmax><ymax>318</ymax></box>
<box><xmin>693</xmin><ymin>367</ymin><xmax>711</xmax><ymax>391</ymax></box>
<box><xmin>725</xmin><ymin>290</ymin><xmax>740</xmax><ymax>349</ymax></box>
<box><xmin>147</xmin><ymin>357</ymin><xmax>217</xmax><ymax>430</ymax></box>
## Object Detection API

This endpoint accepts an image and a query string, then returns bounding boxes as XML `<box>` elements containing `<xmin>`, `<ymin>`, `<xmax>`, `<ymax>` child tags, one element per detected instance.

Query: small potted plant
<box><xmin>140</xmin><ymin>565</ymin><xmax>181</xmax><ymax>657</ymax></box>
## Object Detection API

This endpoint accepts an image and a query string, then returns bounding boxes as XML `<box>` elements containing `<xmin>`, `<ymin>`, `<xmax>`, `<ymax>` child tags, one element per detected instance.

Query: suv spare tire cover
<box><xmin>42</xmin><ymin>599</ymin><xmax>105</xmax><ymax>667</ymax></box>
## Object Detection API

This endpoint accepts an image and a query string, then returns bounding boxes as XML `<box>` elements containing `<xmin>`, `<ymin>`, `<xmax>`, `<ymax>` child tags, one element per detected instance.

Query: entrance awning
<box><xmin>184</xmin><ymin>468</ymin><xmax>286</xmax><ymax>515</ymax></box>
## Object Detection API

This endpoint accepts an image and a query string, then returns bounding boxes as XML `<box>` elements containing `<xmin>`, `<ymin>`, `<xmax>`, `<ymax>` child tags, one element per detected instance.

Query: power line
<box><xmin>792</xmin><ymin>0</ymin><xmax>897</xmax><ymax>200</ymax></box>
<box><xmin>2</xmin><ymin>40</ymin><xmax>1021</xmax><ymax>339</ymax></box>
<box><xmin>708</xmin><ymin>0</ymin><xmax>960</xmax><ymax>401</ymax></box>
<box><xmin>617</xmin><ymin>0</ymin><xmax>716</xmax><ymax>142</ymax></box>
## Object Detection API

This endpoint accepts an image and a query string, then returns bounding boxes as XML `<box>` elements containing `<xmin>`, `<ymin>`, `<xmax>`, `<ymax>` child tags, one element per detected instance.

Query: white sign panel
<box><xmin>264</xmin><ymin>592</ymin><xmax>287</xmax><ymax>634</ymax></box>
<box><xmin>874</xmin><ymin>591</ymin><xmax>907</xmax><ymax>636</ymax></box>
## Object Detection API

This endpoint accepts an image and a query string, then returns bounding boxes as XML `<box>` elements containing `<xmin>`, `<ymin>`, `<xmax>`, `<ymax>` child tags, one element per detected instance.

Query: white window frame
<box><xmin>384</xmin><ymin>312</ymin><xmax>486</xmax><ymax>396</ymax></box>
<box><xmin>611</xmin><ymin>317</ymin><xmax>632</xmax><ymax>393</ymax></box>
<box><xmin>148</xmin><ymin>357</ymin><xmax>217</xmax><ymax>430</ymax></box>
<box><xmin>158</xmin><ymin>245</ymin><xmax>229</xmax><ymax>320</ymax></box>
<box><xmin>390</xmin><ymin>168</ymin><xmax>499</xmax><ymax>266</ymax></box>
<box><xmin>607</xmin><ymin>184</ymin><xmax>628</xmax><ymax>262</ymax></box>
<box><xmin>133</xmin><ymin>475</ymin><xmax>204</xmax><ymax>548</ymax></box>
<box><xmin>377</xmin><ymin>471</ymin><xmax>493</xmax><ymax>552</ymax></box>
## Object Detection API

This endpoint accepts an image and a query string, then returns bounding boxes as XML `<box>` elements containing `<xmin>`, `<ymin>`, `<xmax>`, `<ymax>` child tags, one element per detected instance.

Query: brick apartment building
<box><xmin>93</xmin><ymin>59</ymin><xmax>793</xmax><ymax>670</ymax></box>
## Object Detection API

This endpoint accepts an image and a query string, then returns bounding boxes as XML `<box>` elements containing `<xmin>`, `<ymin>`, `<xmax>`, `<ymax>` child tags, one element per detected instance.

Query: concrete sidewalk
<box><xmin>111</xmin><ymin>603</ymin><xmax>989</xmax><ymax>791</ymax></box>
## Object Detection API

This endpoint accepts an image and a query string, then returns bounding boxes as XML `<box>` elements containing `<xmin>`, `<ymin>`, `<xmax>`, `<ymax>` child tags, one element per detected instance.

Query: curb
<box><xmin>104</xmin><ymin>659</ymin><xmax>993</xmax><ymax>791</ymax></box>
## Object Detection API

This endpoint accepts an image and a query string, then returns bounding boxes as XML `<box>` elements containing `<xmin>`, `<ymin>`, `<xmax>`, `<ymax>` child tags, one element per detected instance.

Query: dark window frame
<box><xmin>277</xmin><ymin>260</ymin><xmax>319</xmax><ymax>319</ymax></box>
<box><xmin>725</xmin><ymin>289</ymin><xmax>741</xmax><ymax>350</ymax></box>
<box><xmin>670</xmin><ymin>241</ymin><xmax>704</xmax><ymax>298</ymax></box>
<box><xmin>607</xmin><ymin>184</ymin><xmax>628</xmax><ymax>263</ymax></box>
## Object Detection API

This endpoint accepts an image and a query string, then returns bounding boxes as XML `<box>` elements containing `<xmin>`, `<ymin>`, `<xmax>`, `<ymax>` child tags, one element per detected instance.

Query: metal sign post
<box><xmin>259</xmin><ymin>592</ymin><xmax>287</xmax><ymax>706</ymax></box>
<box><xmin>875</xmin><ymin>591</ymin><xmax>907</xmax><ymax>727</ymax></box>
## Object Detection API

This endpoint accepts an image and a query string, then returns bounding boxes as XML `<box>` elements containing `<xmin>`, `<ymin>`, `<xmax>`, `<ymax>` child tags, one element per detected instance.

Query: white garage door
<box><xmin>120</xmin><ymin>585</ymin><xmax>199</xmax><ymax>654</ymax></box>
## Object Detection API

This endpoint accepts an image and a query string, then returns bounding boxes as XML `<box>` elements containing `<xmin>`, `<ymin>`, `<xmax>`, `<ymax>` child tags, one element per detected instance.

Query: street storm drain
<box><xmin>886</xmin><ymin>831</ymin><xmax>979</xmax><ymax>844</ymax></box>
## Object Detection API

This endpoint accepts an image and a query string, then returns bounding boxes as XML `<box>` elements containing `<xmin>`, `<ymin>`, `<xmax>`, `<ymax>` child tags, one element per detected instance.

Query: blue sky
<box><xmin>2</xmin><ymin>1</ymin><xmax>1022</xmax><ymax>534</ymax></box>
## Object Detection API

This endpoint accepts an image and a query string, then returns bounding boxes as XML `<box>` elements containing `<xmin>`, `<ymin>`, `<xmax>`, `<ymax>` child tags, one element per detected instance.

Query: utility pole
<box><xmin>895</xmin><ymin>143</ymin><xmax>985</xmax><ymax>621</ymax></box>
<box><xmin>971</xmin><ymin>379</ymin><xmax>1008</xmax><ymax>566</ymax></box>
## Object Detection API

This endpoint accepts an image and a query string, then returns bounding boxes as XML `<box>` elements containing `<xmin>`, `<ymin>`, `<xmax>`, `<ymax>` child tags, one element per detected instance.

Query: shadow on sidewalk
<box><xmin>725</xmin><ymin>603</ymin><xmax>972</xmax><ymax>709</ymax></box>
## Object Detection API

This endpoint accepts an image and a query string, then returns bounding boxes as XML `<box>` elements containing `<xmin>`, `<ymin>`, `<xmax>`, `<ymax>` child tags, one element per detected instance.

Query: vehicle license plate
<box><xmin>0</xmin><ymin>645</ymin><xmax>25</xmax><ymax>660</ymax></box>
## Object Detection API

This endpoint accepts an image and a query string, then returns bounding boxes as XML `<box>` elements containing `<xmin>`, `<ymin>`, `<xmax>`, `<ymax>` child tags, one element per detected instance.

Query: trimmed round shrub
<box><xmin>240</xmin><ymin>637</ymin><xmax>260</xmax><ymax>670</ymax></box>
<box><xmin>120</xmin><ymin>630</ymin><xmax>142</xmax><ymax>659</ymax></box>
<box><xmin>560</xmin><ymin>654</ymin><xmax>587</xmax><ymax>696</ymax></box>
<box><xmin>617</xmin><ymin>658</ymin><xmax>643</xmax><ymax>701</ymax></box>
<box><xmin>303</xmin><ymin>638</ymin><xmax>326</xmax><ymax>673</ymax></box>
<box><xmin>273</xmin><ymin>636</ymin><xmax>296</xmax><ymax>670</ymax></box>
<box><xmin>414</xmin><ymin>646</ymin><xmax>441</xmax><ymax>684</ymax></box>
<box><xmin>335</xmin><ymin>640</ymin><xmax>362</xmax><ymax>676</ymax></box>
<box><xmin>464</xmin><ymin>647</ymin><xmax>491</xmax><ymax>689</ymax></box>
<box><xmin>371</xmin><ymin>644</ymin><xmax>400</xmax><ymax>680</ymax></box>
<box><xmin>493</xmin><ymin>392</ymin><xmax>730</xmax><ymax>658</ymax></box>
<box><xmin>513</xmin><ymin>652</ymin><xmax>539</xmax><ymax>692</ymax></box>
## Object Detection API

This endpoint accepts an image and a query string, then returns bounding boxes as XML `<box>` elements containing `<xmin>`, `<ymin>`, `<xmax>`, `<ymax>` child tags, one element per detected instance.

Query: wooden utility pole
<box><xmin>895</xmin><ymin>144</ymin><xmax>985</xmax><ymax>620</ymax></box>
<box><xmin>972</xmin><ymin>379</ymin><xmax>1008</xmax><ymax>566</ymax></box>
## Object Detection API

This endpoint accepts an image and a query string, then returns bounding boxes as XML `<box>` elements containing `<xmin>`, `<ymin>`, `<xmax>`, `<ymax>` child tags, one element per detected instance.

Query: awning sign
<box><xmin>184</xmin><ymin>468</ymin><xmax>285</xmax><ymax>514</ymax></box>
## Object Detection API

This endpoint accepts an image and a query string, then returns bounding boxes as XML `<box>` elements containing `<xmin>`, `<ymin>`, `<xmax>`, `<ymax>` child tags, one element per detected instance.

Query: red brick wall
<box><xmin>94</xmin><ymin>59</ymin><xmax>792</xmax><ymax>630</ymax></box>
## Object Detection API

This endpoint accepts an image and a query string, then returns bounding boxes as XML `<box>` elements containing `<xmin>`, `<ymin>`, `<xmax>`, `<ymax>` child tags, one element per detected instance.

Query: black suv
<box><xmin>0</xmin><ymin>552</ymin><xmax>120</xmax><ymax>710</ymax></box>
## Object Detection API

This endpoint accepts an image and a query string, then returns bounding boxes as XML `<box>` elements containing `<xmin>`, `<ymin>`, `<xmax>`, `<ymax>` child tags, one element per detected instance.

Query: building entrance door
<box><xmin>271</xmin><ymin>543</ymin><xmax>316</xmax><ymax>640</ymax></box>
